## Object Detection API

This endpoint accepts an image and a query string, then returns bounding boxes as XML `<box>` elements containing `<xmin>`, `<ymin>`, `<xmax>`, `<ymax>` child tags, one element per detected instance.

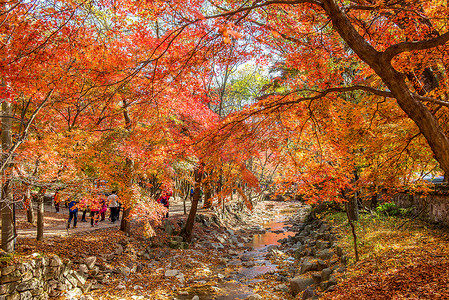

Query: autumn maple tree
<box><xmin>184</xmin><ymin>0</ymin><xmax>449</xmax><ymax>202</ymax></box>
<box><xmin>1</xmin><ymin>0</ymin><xmax>234</xmax><ymax>248</ymax></box>
<box><xmin>1</xmin><ymin>0</ymin><xmax>449</xmax><ymax>251</ymax></box>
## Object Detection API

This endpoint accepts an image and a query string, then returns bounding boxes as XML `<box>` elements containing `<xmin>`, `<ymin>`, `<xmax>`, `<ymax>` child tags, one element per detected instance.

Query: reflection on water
<box><xmin>238</xmin><ymin>263</ymin><xmax>277</xmax><ymax>279</ymax></box>
<box><xmin>236</xmin><ymin>220</ymin><xmax>294</xmax><ymax>279</ymax></box>
<box><xmin>246</xmin><ymin>220</ymin><xmax>295</xmax><ymax>250</ymax></box>
<box><xmin>177</xmin><ymin>216</ymin><xmax>297</xmax><ymax>299</ymax></box>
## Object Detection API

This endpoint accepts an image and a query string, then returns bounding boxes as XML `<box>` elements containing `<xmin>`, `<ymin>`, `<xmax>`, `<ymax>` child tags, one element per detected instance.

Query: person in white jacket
<box><xmin>107</xmin><ymin>191</ymin><xmax>120</xmax><ymax>223</ymax></box>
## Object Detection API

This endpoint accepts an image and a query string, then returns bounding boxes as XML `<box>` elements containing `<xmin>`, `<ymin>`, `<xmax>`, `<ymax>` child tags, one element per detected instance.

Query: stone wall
<box><xmin>392</xmin><ymin>191</ymin><xmax>449</xmax><ymax>227</ymax></box>
<box><xmin>0</xmin><ymin>254</ymin><xmax>103</xmax><ymax>300</ymax></box>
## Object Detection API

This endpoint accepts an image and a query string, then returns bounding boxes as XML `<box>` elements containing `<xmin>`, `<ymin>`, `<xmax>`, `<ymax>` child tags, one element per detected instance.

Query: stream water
<box><xmin>178</xmin><ymin>216</ymin><xmax>296</xmax><ymax>300</ymax></box>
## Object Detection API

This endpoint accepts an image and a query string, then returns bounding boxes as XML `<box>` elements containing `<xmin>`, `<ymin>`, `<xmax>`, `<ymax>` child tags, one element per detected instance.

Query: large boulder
<box><xmin>65</xmin><ymin>288</ymin><xmax>83</xmax><ymax>299</ymax></box>
<box><xmin>316</xmin><ymin>240</ymin><xmax>330</xmax><ymax>250</ymax></box>
<box><xmin>316</xmin><ymin>249</ymin><xmax>334</xmax><ymax>261</ymax></box>
<box><xmin>246</xmin><ymin>294</ymin><xmax>263</xmax><ymax>300</ymax></box>
<box><xmin>321</xmin><ymin>268</ymin><xmax>332</xmax><ymax>282</ymax></box>
<box><xmin>164</xmin><ymin>270</ymin><xmax>179</xmax><ymax>277</ymax></box>
<box><xmin>299</xmin><ymin>259</ymin><xmax>319</xmax><ymax>274</ymax></box>
<box><xmin>164</xmin><ymin>220</ymin><xmax>175</xmax><ymax>235</ymax></box>
<box><xmin>290</xmin><ymin>275</ymin><xmax>314</xmax><ymax>296</ymax></box>
<box><xmin>16</xmin><ymin>278</ymin><xmax>41</xmax><ymax>292</ymax></box>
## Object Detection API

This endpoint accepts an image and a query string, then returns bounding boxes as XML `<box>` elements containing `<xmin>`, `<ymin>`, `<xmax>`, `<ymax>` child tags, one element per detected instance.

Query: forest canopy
<box><xmin>1</xmin><ymin>0</ymin><xmax>449</xmax><ymax>245</ymax></box>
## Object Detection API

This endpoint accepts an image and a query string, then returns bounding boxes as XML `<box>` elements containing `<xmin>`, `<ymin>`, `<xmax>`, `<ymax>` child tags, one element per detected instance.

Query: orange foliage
<box><xmin>1</xmin><ymin>0</ymin><xmax>449</xmax><ymax>213</ymax></box>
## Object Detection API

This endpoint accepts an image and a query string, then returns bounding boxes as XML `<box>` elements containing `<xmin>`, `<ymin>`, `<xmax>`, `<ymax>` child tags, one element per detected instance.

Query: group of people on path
<box><xmin>64</xmin><ymin>187</ymin><xmax>173</xmax><ymax>229</ymax></box>
<box><xmin>66</xmin><ymin>191</ymin><xmax>121</xmax><ymax>229</ymax></box>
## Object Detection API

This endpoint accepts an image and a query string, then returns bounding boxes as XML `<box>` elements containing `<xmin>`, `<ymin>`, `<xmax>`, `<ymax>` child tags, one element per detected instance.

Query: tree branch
<box><xmin>415</xmin><ymin>95</ymin><xmax>449</xmax><ymax>108</ymax></box>
<box><xmin>264</xmin><ymin>86</ymin><xmax>449</xmax><ymax>109</ymax></box>
<box><xmin>203</xmin><ymin>0</ymin><xmax>322</xmax><ymax>20</ymax></box>
<box><xmin>196</xmin><ymin>84</ymin><xmax>394</xmax><ymax>146</ymax></box>
<box><xmin>0</xmin><ymin>89</ymin><xmax>53</xmax><ymax>173</ymax></box>
<box><xmin>258</xmin><ymin>85</ymin><xmax>394</xmax><ymax>105</ymax></box>
<box><xmin>344</xmin><ymin>4</ymin><xmax>429</xmax><ymax>21</ymax></box>
<box><xmin>383</xmin><ymin>31</ymin><xmax>449</xmax><ymax>61</ymax></box>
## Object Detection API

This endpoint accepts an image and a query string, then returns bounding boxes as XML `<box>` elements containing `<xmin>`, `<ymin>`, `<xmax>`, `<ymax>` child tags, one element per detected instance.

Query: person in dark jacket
<box><xmin>67</xmin><ymin>198</ymin><xmax>78</xmax><ymax>229</ymax></box>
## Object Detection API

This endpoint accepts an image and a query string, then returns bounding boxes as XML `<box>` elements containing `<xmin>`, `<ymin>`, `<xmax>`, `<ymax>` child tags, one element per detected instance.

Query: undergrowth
<box><xmin>320</xmin><ymin>210</ymin><xmax>449</xmax><ymax>299</ymax></box>
<box><xmin>324</xmin><ymin>210</ymin><xmax>449</xmax><ymax>276</ymax></box>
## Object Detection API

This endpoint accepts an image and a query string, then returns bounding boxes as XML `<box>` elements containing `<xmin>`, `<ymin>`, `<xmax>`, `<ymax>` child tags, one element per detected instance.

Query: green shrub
<box><xmin>0</xmin><ymin>252</ymin><xmax>14</xmax><ymax>265</ymax></box>
<box><xmin>376</xmin><ymin>202</ymin><xmax>412</xmax><ymax>217</ymax></box>
<box><xmin>398</xmin><ymin>207</ymin><xmax>413</xmax><ymax>217</ymax></box>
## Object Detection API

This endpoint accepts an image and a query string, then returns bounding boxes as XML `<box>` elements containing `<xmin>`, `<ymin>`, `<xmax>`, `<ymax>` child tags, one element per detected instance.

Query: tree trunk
<box><xmin>342</xmin><ymin>183</ymin><xmax>359</xmax><ymax>262</ymax></box>
<box><xmin>345</xmin><ymin>201</ymin><xmax>359</xmax><ymax>262</ymax></box>
<box><xmin>120</xmin><ymin>207</ymin><xmax>131</xmax><ymax>235</ymax></box>
<box><xmin>202</xmin><ymin>179</ymin><xmax>212</xmax><ymax>209</ymax></box>
<box><xmin>120</xmin><ymin>158</ymin><xmax>133</xmax><ymax>235</ymax></box>
<box><xmin>1</xmin><ymin>181</ymin><xmax>14</xmax><ymax>252</ymax></box>
<box><xmin>120</xmin><ymin>102</ymin><xmax>134</xmax><ymax>235</ymax></box>
<box><xmin>36</xmin><ymin>188</ymin><xmax>45</xmax><ymax>241</ymax></box>
<box><xmin>347</xmin><ymin>191</ymin><xmax>359</xmax><ymax>221</ymax></box>
<box><xmin>183</xmin><ymin>192</ymin><xmax>187</xmax><ymax>215</ymax></box>
<box><xmin>183</xmin><ymin>185</ymin><xmax>189</xmax><ymax>215</ymax></box>
<box><xmin>181</xmin><ymin>166</ymin><xmax>203</xmax><ymax>241</ymax></box>
<box><xmin>218</xmin><ymin>174</ymin><xmax>224</xmax><ymax>214</ymax></box>
<box><xmin>323</xmin><ymin>0</ymin><xmax>449</xmax><ymax>176</ymax></box>
<box><xmin>1</xmin><ymin>101</ymin><xmax>14</xmax><ymax>252</ymax></box>
<box><xmin>26</xmin><ymin>188</ymin><xmax>34</xmax><ymax>224</ymax></box>
<box><xmin>370</xmin><ymin>192</ymin><xmax>378</xmax><ymax>210</ymax></box>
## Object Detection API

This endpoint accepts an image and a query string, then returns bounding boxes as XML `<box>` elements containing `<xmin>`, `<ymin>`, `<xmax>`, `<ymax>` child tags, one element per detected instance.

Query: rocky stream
<box><xmin>167</xmin><ymin>200</ymin><xmax>347</xmax><ymax>300</ymax></box>
<box><xmin>3</xmin><ymin>199</ymin><xmax>347</xmax><ymax>300</ymax></box>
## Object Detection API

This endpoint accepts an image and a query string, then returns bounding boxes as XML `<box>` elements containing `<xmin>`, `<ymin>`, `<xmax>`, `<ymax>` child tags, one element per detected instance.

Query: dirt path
<box><xmin>15</xmin><ymin>197</ymin><xmax>201</xmax><ymax>239</ymax></box>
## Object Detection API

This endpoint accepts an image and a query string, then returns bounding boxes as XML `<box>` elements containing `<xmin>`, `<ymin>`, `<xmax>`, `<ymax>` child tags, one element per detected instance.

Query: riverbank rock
<box><xmin>302</xmin><ymin>287</ymin><xmax>315</xmax><ymax>299</ymax></box>
<box><xmin>164</xmin><ymin>270</ymin><xmax>179</xmax><ymax>277</ymax></box>
<box><xmin>246</xmin><ymin>294</ymin><xmax>263</xmax><ymax>300</ymax></box>
<box><xmin>169</xmin><ymin>236</ymin><xmax>189</xmax><ymax>249</ymax></box>
<box><xmin>290</xmin><ymin>275</ymin><xmax>314</xmax><ymax>296</ymax></box>
<box><xmin>281</xmin><ymin>216</ymin><xmax>347</xmax><ymax>297</ymax></box>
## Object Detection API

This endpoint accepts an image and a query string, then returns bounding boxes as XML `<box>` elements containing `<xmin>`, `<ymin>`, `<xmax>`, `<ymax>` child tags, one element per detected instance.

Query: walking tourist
<box><xmin>108</xmin><ymin>191</ymin><xmax>120</xmax><ymax>223</ymax></box>
<box><xmin>67</xmin><ymin>197</ymin><xmax>78</xmax><ymax>229</ymax></box>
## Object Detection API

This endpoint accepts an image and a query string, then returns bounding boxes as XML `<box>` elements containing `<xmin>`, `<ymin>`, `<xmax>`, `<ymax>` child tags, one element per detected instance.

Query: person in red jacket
<box><xmin>90</xmin><ymin>197</ymin><xmax>101</xmax><ymax>227</ymax></box>
<box><xmin>54</xmin><ymin>191</ymin><xmax>60</xmax><ymax>213</ymax></box>
<box><xmin>157</xmin><ymin>191</ymin><xmax>171</xmax><ymax>218</ymax></box>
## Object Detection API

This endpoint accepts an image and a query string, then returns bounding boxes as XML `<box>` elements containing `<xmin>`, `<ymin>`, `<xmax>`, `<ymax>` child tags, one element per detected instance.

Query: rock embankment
<box><xmin>0</xmin><ymin>254</ymin><xmax>111</xmax><ymax>300</ymax></box>
<box><xmin>279</xmin><ymin>218</ymin><xmax>347</xmax><ymax>299</ymax></box>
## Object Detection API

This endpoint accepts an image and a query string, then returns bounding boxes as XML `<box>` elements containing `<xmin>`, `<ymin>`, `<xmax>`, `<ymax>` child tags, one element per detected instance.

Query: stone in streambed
<box><xmin>290</xmin><ymin>275</ymin><xmax>314</xmax><ymax>296</ymax></box>
<box><xmin>246</xmin><ymin>294</ymin><xmax>263</xmax><ymax>300</ymax></box>
<box><xmin>302</xmin><ymin>287</ymin><xmax>315</xmax><ymax>299</ymax></box>
<box><xmin>321</xmin><ymin>268</ymin><xmax>332</xmax><ymax>281</ymax></box>
<box><xmin>164</xmin><ymin>270</ymin><xmax>179</xmax><ymax>277</ymax></box>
